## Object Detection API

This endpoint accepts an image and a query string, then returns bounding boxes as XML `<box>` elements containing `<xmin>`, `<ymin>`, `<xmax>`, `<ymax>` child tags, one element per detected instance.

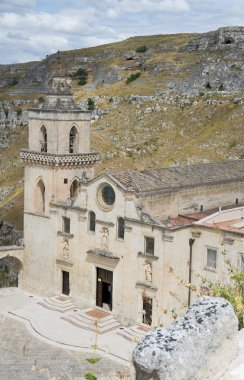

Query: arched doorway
<box><xmin>0</xmin><ymin>256</ymin><xmax>23</xmax><ymax>288</ymax></box>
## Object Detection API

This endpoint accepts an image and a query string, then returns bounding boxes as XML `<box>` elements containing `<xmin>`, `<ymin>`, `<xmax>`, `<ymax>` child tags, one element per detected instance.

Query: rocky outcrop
<box><xmin>0</xmin><ymin>221</ymin><xmax>23</xmax><ymax>246</ymax></box>
<box><xmin>185</xmin><ymin>26</ymin><xmax>244</xmax><ymax>52</ymax></box>
<box><xmin>1</xmin><ymin>27</ymin><xmax>244</xmax><ymax>97</ymax></box>
<box><xmin>175</xmin><ymin>60</ymin><xmax>244</xmax><ymax>95</ymax></box>
<box><xmin>0</xmin><ymin>100</ymin><xmax>28</xmax><ymax>147</ymax></box>
<box><xmin>133</xmin><ymin>297</ymin><xmax>238</xmax><ymax>380</ymax></box>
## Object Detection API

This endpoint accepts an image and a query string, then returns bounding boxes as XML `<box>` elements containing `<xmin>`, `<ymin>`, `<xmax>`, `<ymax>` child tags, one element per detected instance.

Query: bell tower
<box><xmin>20</xmin><ymin>76</ymin><xmax>98</xmax><ymax>294</ymax></box>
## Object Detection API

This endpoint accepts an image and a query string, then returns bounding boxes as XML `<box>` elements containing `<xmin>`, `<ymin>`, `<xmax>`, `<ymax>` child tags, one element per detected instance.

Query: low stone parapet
<box><xmin>0</xmin><ymin>245</ymin><xmax>24</xmax><ymax>262</ymax></box>
<box><xmin>133</xmin><ymin>296</ymin><xmax>238</xmax><ymax>380</ymax></box>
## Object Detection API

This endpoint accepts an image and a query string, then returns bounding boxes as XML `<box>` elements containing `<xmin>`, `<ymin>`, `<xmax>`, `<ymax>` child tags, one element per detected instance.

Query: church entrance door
<box><xmin>96</xmin><ymin>268</ymin><xmax>113</xmax><ymax>311</ymax></box>
<box><xmin>62</xmin><ymin>270</ymin><xmax>70</xmax><ymax>295</ymax></box>
<box><xmin>143</xmin><ymin>296</ymin><xmax>152</xmax><ymax>325</ymax></box>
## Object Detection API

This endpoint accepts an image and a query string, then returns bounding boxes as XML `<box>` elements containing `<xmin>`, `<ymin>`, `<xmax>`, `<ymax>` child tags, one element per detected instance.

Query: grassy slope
<box><xmin>91</xmin><ymin>97</ymin><xmax>244</xmax><ymax>174</ymax></box>
<box><xmin>0</xmin><ymin>32</ymin><xmax>243</xmax><ymax>230</ymax></box>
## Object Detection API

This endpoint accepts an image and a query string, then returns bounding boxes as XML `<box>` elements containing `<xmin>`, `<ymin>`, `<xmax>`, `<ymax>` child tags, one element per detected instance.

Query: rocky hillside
<box><xmin>0</xmin><ymin>26</ymin><xmax>243</xmax><ymax>236</ymax></box>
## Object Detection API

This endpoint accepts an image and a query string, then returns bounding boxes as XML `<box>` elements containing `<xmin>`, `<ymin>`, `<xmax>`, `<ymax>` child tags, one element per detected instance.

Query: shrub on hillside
<box><xmin>87</xmin><ymin>98</ymin><xmax>95</xmax><ymax>111</ymax></box>
<box><xmin>73</xmin><ymin>67</ymin><xmax>88</xmax><ymax>85</ymax></box>
<box><xmin>38</xmin><ymin>96</ymin><xmax>45</xmax><ymax>103</ymax></box>
<box><xmin>135</xmin><ymin>45</ymin><xmax>147</xmax><ymax>53</ymax></box>
<box><xmin>16</xmin><ymin>108</ymin><xmax>22</xmax><ymax>117</ymax></box>
<box><xmin>126</xmin><ymin>72</ymin><xmax>141</xmax><ymax>84</ymax></box>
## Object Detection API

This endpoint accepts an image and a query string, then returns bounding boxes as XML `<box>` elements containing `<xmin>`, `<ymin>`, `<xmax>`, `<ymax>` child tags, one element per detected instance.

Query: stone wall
<box><xmin>133</xmin><ymin>297</ymin><xmax>238</xmax><ymax>380</ymax></box>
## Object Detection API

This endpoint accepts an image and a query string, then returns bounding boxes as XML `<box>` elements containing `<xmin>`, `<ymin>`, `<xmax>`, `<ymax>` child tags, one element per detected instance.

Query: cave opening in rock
<box><xmin>224</xmin><ymin>37</ymin><xmax>234</xmax><ymax>45</ymax></box>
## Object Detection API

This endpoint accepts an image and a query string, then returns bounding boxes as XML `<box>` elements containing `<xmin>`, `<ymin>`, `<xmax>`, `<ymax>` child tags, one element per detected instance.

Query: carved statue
<box><xmin>144</xmin><ymin>262</ymin><xmax>152</xmax><ymax>282</ymax></box>
<box><xmin>101</xmin><ymin>227</ymin><xmax>109</xmax><ymax>249</ymax></box>
<box><xmin>62</xmin><ymin>239</ymin><xmax>69</xmax><ymax>259</ymax></box>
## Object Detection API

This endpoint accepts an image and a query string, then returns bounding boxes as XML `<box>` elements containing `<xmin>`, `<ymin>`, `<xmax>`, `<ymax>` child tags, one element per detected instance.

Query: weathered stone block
<box><xmin>133</xmin><ymin>296</ymin><xmax>238</xmax><ymax>380</ymax></box>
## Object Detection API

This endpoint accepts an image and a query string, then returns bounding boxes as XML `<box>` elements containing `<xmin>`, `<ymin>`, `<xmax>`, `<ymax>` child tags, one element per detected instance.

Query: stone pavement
<box><xmin>1</xmin><ymin>288</ymin><xmax>243</xmax><ymax>380</ymax></box>
<box><xmin>0</xmin><ymin>315</ymin><xmax>130</xmax><ymax>380</ymax></box>
<box><xmin>0</xmin><ymin>288</ymin><xmax>149</xmax><ymax>379</ymax></box>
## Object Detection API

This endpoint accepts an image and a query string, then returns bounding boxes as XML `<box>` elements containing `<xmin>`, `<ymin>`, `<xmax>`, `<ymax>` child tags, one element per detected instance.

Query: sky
<box><xmin>0</xmin><ymin>0</ymin><xmax>243</xmax><ymax>64</ymax></box>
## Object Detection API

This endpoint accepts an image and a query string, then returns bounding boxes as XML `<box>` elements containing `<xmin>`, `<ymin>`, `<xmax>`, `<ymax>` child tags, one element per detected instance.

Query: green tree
<box><xmin>126</xmin><ymin>72</ymin><xmax>141</xmax><ymax>84</ymax></box>
<box><xmin>87</xmin><ymin>98</ymin><xmax>95</xmax><ymax>111</ymax></box>
<box><xmin>16</xmin><ymin>108</ymin><xmax>22</xmax><ymax>117</ymax></box>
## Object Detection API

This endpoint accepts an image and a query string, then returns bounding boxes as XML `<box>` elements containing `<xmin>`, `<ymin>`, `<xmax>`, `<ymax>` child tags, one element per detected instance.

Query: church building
<box><xmin>18</xmin><ymin>77</ymin><xmax>244</xmax><ymax>327</ymax></box>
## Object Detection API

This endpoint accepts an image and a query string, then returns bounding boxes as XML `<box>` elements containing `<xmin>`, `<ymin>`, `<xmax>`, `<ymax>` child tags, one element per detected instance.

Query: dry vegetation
<box><xmin>0</xmin><ymin>32</ymin><xmax>243</xmax><ymax>231</ymax></box>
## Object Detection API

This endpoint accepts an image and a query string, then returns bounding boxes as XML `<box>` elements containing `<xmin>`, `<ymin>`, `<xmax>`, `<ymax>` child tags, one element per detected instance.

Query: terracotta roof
<box><xmin>109</xmin><ymin>160</ymin><xmax>244</xmax><ymax>193</ymax></box>
<box><xmin>161</xmin><ymin>215</ymin><xmax>194</xmax><ymax>227</ymax></box>
<box><xmin>196</xmin><ymin>206</ymin><xmax>244</xmax><ymax>234</ymax></box>
<box><xmin>161</xmin><ymin>204</ymin><xmax>244</xmax><ymax>230</ymax></box>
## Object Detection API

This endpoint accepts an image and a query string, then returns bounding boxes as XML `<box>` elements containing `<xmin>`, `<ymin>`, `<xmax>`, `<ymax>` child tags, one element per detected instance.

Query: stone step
<box><xmin>66</xmin><ymin>312</ymin><xmax>120</xmax><ymax>330</ymax></box>
<box><xmin>61</xmin><ymin>309</ymin><xmax>121</xmax><ymax>334</ymax></box>
<box><xmin>37</xmin><ymin>296</ymin><xmax>76</xmax><ymax>313</ymax></box>
<box><xmin>117</xmin><ymin>325</ymin><xmax>151</xmax><ymax>342</ymax></box>
<box><xmin>68</xmin><ymin>310</ymin><xmax>117</xmax><ymax>326</ymax></box>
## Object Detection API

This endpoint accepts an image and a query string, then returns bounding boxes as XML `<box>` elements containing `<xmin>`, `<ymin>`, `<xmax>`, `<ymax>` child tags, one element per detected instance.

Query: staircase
<box><xmin>116</xmin><ymin>324</ymin><xmax>151</xmax><ymax>343</ymax></box>
<box><xmin>37</xmin><ymin>295</ymin><xmax>76</xmax><ymax>313</ymax></box>
<box><xmin>61</xmin><ymin>307</ymin><xmax>121</xmax><ymax>334</ymax></box>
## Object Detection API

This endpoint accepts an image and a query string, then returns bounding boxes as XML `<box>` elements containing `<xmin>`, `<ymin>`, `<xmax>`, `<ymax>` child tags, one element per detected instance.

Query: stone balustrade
<box><xmin>20</xmin><ymin>149</ymin><xmax>99</xmax><ymax>168</ymax></box>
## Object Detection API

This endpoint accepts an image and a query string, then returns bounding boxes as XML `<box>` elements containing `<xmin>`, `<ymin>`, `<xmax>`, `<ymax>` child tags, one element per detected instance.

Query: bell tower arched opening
<box><xmin>69</xmin><ymin>126</ymin><xmax>79</xmax><ymax>153</ymax></box>
<box><xmin>35</xmin><ymin>178</ymin><xmax>45</xmax><ymax>213</ymax></box>
<box><xmin>40</xmin><ymin>125</ymin><xmax>47</xmax><ymax>152</ymax></box>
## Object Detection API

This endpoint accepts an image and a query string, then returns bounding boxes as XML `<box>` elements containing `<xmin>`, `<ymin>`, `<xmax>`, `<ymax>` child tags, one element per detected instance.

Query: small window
<box><xmin>96</xmin><ymin>183</ymin><xmax>116</xmax><ymax>211</ymax></box>
<box><xmin>145</xmin><ymin>237</ymin><xmax>154</xmax><ymax>255</ymax></box>
<box><xmin>206</xmin><ymin>248</ymin><xmax>217</xmax><ymax>270</ymax></box>
<box><xmin>117</xmin><ymin>217</ymin><xmax>125</xmax><ymax>240</ymax></box>
<box><xmin>63</xmin><ymin>217</ymin><xmax>70</xmax><ymax>234</ymax></box>
<box><xmin>236</xmin><ymin>198</ymin><xmax>239</xmax><ymax>205</ymax></box>
<box><xmin>102</xmin><ymin>185</ymin><xmax>115</xmax><ymax>206</ymax></box>
<box><xmin>89</xmin><ymin>211</ymin><xmax>96</xmax><ymax>232</ymax></box>
<box><xmin>64</xmin><ymin>178</ymin><xmax>68</xmax><ymax>184</ymax></box>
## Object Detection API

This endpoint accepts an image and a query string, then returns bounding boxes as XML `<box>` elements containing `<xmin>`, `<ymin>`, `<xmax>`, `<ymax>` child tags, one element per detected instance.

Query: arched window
<box><xmin>40</xmin><ymin>125</ymin><xmax>47</xmax><ymax>152</ymax></box>
<box><xmin>69</xmin><ymin>126</ymin><xmax>79</xmax><ymax>153</ymax></box>
<box><xmin>89</xmin><ymin>211</ymin><xmax>96</xmax><ymax>232</ymax></box>
<box><xmin>117</xmin><ymin>217</ymin><xmax>125</xmax><ymax>240</ymax></box>
<box><xmin>35</xmin><ymin>179</ymin><xmax>45</xmax><ymax>213</ymax></box>
<box><xmin>70</xmin><ymin>179</ymin><xmax>79</xmax><ymax>198</ymax></box>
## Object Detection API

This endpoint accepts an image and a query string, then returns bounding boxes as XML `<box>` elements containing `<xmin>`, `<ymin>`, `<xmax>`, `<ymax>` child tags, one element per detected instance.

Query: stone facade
<box><xmin>16</xmin><ymin>78</ymin><xmax>244</xmax><ymax>326</ymax></box>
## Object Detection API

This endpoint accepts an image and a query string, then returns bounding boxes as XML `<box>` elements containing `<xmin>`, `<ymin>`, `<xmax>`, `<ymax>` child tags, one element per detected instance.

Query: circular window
<box><xmin>97</xmin><ymin>183</ymin><xmax>115</xmax><ymax>211</ymax></box>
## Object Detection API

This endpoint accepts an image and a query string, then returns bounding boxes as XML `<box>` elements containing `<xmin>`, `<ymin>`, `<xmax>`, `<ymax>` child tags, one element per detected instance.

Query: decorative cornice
<box><xmin>87</xmin><ymin>248</ymin><xmax>120</xmax><ymax>261</ymax></box>
<box><xmin>56</xmin><ymin>258</ymin><xmax>73</xmax><ymax>267</ymax></box>
<box><xmin>24</xmin><ymin>211</ymin><xmax>50</xmax><ymax>219</ymax></box>
<box><xmin>96</xmin><ymin>220</ymin><xmax>115</xmax><ymax>227</ymax></box>
<box><xmin>222</xmin><ymin>237</ymin><xmax>235</xmax><ymax>245</ymax></box>
<box><xmin>136</xmin><ymin>281</ymin><xmax>158</xmax><ymax>292</ymax></box>
<box><xmin>20</xmin><ymin>149</ymin><xmax>99</xmax><ymax>168</ymax></box>
<box><xmin>162</xmin><ymin>233</ymin><xmax>174</xmax><ymax>242</ymax></box>
<box><xmin>57</xmin><ymin>231</ymin><xmax>74</xmax><ymax>239</ymax></box>
<box><xmin>137</xmin><ymin>252</ymin><xmax>159</xmax><ymax>261</ymax></box>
